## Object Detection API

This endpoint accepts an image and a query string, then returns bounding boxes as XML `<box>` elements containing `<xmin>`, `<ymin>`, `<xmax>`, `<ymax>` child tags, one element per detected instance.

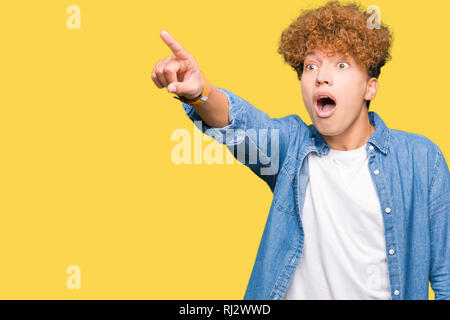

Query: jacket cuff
<box><xmin>181</xmin><ymin>87</ymin><xmax>247</xmax><ymax>145</ymax></box>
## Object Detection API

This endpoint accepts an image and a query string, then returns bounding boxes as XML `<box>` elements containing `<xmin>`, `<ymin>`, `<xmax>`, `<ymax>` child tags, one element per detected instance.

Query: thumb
<box><xmin>168</xmin><ymin>73</ymin><xmax>203</xmax><ymax>97</ymax></box>
<box><xmin>168</xmin><ymin>81</ymin><xmax>194</xmax><ymax>97</ymax></box>
<box><xmin>167</xmin><ymin>82</ymin><xmax>179</xmax><ymax>94</ymax></box>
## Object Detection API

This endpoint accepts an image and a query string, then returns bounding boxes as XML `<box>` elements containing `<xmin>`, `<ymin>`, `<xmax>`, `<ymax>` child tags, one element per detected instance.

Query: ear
<box><xmin>365</xmin><ymin>77</ymin><xmax>378</xmax><ymax>102</ymax></box>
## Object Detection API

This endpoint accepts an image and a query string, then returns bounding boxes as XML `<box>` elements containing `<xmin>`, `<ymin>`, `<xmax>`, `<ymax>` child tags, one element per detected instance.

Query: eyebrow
<box><xmin>305</xmin><ymin>51</ymin><xmax>318</xmax><ymax>58</ymax></box>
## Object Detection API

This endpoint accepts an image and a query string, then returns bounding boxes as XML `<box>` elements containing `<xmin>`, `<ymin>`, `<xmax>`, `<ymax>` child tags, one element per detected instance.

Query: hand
<box><xmin>151</xmin><ymin>30</ymin><xmax>204</xmax><ymax>99</ymax></box>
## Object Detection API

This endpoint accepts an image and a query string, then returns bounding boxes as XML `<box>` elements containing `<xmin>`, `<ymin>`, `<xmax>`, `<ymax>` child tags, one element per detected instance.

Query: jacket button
<box><xmin>373</xmin><ymin>169</ymin><xmax>380</xmax><ymax>175</ymax></box>
<box><xmin>389</xmin><ymin>249</ymin><xmax>395</xmax><ymax>255</ymax></box>
<box><xmin>394</xmin><ymin>290</ymin><xmax>400</xmax><ymax>296</ymax></box>
<box><xmin>369</xmin><ymin>145</ymin><xmax>374</xmax><ymax>151</ymax></box>
<box><xmin>385</xmin><ymin>208</ymin><xmax>391</xmax><ymax>214</ymax></box>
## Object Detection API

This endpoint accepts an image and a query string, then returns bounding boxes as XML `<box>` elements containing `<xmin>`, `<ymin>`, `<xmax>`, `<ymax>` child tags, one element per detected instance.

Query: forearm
<box><xmin>190</xmin><ymin>79</ymin><xmax>229</xmax><ymax>128</ymax></box>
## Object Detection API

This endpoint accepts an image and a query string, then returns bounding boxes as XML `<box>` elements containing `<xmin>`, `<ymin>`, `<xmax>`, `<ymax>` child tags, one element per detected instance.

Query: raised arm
<box><xmin>152</xmin><ymin>30</ymin><xmax>229</xmax><ymax>128</ymax></box>
<box><xmin>152</xmin><ymin>30</ymin><xmax>307</xmax><ymax>191</ymax></box>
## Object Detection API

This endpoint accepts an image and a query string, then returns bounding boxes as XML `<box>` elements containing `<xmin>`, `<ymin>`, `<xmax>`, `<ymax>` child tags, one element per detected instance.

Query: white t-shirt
<box><xmin>283</xmin><ymin>143</ymin><xmax>391</xmax><ymax>300</ymax></box>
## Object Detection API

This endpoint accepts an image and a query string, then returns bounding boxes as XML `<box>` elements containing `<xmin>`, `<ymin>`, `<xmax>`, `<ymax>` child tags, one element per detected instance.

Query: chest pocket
<box><xmin>273</xmin><ymin>155</ymin><xmax>297</xmax><ymax>215</ymax></box>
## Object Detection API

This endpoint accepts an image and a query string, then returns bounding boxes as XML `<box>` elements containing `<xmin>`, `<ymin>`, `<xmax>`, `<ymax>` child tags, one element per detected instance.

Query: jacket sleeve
<box><xmin>429</xmin><ymin>147</ymin><xmax>450</xmax><ymax>300</ymax></box>
<box><xmin>180</xmin><ymin>87</ymin><xmax>305</xmax><ymax>192</ymax></box>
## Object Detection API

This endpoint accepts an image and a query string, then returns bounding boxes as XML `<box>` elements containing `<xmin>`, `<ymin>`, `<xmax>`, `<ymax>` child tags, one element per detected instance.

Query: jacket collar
<box><xmin>309</xmin><ymin>111</ymin><xmax>390</xmax><ymax>156</ymax></box>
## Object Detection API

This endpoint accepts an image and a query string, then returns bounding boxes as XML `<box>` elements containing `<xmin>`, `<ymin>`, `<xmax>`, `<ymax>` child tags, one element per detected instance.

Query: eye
<box><xmin>337</xmin><ymin>62</ymin><xmax>350</xmax><ymax>70</ymax></box>
<box><xmin>305</xmin><ymin>64</ymin><xmax>318</xmax><ymax>71</ymax></box>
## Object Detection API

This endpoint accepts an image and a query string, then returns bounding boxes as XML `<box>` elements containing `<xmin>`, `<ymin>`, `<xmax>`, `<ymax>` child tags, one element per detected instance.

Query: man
<box><xmin>152</xmin><ymin>1</ymin><xmax>450</xmax><ymax>299</ymax></box>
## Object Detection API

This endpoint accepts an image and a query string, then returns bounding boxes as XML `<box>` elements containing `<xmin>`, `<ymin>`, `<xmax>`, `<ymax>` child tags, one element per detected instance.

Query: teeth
<box><xmin>319</xmin><ymin>95</ymin><xmax>329</xmax><ymax>99</ymax></box>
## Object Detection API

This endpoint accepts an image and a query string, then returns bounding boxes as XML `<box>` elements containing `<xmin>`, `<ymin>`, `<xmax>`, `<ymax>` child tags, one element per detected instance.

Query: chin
<box><xmin>317</xmin><ymin>129</ymin><xmax>337</xmax><ymax>137</ymax></box>
<box><xmin>313</xmin><ymin>124</ymin><xmax>342</xmax><ymax>137</ymax></box>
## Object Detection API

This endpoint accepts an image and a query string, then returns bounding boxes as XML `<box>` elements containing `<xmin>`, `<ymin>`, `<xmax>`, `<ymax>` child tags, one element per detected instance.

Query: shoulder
<box><xmin>389</xmin><ymin>128</ymin><xmax>441</xmax><ymax>156</ymax></box>
<box><xmin>388</xmin><ymin>129</ymin><xmax>448</xmax><ymax>191</ymax></box>
<box><xmin>281</xmin><ymin>114</ymin><xmax>309</xmax><ymax>134</ymax></box>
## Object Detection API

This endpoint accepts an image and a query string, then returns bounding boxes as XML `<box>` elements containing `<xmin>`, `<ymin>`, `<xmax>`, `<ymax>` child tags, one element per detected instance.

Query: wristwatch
<box><xmin>173</xmin><ymin>72</ymin><xmax>210</xmax><ymax>106</ymax></box>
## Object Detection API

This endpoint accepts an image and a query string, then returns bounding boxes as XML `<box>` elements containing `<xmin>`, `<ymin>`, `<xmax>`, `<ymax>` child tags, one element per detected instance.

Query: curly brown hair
<box><xmin>277</xmin><ymin>0</ymin><xmax>393</xmax><ymax>108</ymax></box>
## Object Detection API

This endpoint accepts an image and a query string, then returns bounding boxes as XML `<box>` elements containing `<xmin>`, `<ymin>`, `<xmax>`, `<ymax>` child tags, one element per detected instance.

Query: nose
<box><xmin>315</xmin><ymin>67</ymin><xmax>333</xmax><ymax>86</ymax></box>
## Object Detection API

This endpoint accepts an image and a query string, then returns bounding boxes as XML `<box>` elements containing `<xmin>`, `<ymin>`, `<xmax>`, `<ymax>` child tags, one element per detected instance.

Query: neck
<box><xmin>322</xmin><ymin>110</ymin><xmax>375</xmax><ymax>151</ymax></box>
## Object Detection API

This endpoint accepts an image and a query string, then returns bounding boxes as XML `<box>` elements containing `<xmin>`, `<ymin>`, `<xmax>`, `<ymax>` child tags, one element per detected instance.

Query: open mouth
<box><xmin>315</xmin><ymin>94</ymin><xmax>337</xmax><ymax>118</ymax></box>
<box><xmin>317</xmin><ymin>95</ymin><xmax>336</xmax><ymax>111</ymax></box>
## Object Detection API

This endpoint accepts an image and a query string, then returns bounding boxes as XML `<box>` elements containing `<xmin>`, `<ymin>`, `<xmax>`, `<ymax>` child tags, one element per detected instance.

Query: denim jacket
<box><xmin>181</xmin><ymin>87</ymin><xmax>450</xmax><ymax>300</ymax></box>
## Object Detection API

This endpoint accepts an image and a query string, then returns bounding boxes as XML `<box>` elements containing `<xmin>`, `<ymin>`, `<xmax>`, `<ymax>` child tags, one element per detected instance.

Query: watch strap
<box><xmin>173</xmin><ymin>72</ymin><xmax>210</xmax><ymax>106</ymax></box>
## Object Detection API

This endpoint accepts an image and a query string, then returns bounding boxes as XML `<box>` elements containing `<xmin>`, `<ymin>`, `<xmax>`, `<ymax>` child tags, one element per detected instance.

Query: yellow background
<box><xmin>0</xmin><ymin>0</ymin><xmax>447</xmax><ymax>299</ymax></box>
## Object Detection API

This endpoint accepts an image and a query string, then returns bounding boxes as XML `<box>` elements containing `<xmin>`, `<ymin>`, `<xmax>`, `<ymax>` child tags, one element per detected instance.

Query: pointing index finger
<box><xmin>160</xmin><ymin>30</ymin><xmax>191</xmax><ymax>60</ymax></box>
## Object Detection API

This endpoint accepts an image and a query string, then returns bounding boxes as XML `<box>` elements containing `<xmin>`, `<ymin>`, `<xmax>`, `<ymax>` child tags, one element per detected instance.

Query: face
<box><xmin>301</xmin><ymin>49</ymin><xmax>378</xmax><ymax>138</ymax></box>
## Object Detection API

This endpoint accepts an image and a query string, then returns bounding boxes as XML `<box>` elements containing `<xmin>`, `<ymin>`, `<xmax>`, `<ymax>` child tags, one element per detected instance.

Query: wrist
<box><xmin>174</xmin><ymin>72</ymin><xmax>211</xmax><ymax>105</ymax></box>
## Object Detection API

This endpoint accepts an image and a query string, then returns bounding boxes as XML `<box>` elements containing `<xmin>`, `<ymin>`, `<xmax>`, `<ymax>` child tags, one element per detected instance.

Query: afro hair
<box><xmin>277</xmin><ymin>1</ymin><xmax>393</xmax><ymax>108</ymax></box>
